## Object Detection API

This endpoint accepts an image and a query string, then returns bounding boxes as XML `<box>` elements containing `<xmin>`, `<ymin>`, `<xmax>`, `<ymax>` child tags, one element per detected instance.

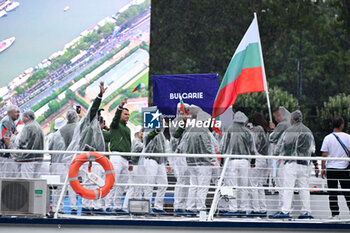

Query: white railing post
<box><xmin>54</xmin><ymin>153</ymin><xmax>78</xmax><ymax>219</ymax></box>
<box><xmin>207</xmin><ymin>157</ymin><xmax>230</xmax><ymax>221</ymax></box>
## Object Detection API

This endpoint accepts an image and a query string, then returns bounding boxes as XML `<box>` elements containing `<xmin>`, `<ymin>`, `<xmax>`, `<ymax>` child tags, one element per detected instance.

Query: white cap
<box><xmin>54</xmin><ymin>117</ymin><xmax>67</xmax><ymax>130</ymax></box>
<box><xmin>134</xmin><ymin>125</ymin><xmax>143</xmax><ymax>134</ymax></box>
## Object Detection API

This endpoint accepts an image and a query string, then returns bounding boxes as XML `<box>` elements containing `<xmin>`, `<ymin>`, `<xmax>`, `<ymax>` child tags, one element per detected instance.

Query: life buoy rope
<box><xmin>68</xmin><ymin>152</ymin><xmax>115</xmax><ymax>200</ymax></box>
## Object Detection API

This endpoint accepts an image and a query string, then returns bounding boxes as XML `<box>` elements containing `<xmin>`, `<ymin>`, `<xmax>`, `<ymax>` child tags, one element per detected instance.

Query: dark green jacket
<box><xmin>109</xmin><ymin>107</ymin><xmax>133</xmax><ymax>162</ymax></box>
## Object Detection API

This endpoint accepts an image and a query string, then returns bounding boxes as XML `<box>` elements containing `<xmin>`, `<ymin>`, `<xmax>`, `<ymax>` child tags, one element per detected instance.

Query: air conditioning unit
<box><xmin>0</xmin><ymin>178</ymin><xmax>49</xmax><ymax>217</ymax></box>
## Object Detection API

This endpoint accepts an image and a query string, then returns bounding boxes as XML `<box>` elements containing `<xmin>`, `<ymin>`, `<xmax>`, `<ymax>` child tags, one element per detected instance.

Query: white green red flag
<box><xmin>132</xmin><ymin>83</ymin><xmax>146</xmax><ymax>93</ymax></box>
<box><xmin>179</xmin><ymin>96</ymin><xmax>189</xmax><ymax>115</ymax></box>
<box><xmin>212</xmin><ymin>14</ymin><xmax>268</xmax><ymax>126</ymax></box>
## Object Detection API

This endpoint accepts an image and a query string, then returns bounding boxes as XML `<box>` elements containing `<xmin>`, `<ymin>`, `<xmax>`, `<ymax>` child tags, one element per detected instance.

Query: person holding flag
<box><xmin>210</xmin><ymin>13</ymin><xmax>272</xmax><ymax>218</ymax></box>
<box><xmin>169</xmin><ymin>99</ymin><xmax>190</xmax><ymax>216</ymax></box>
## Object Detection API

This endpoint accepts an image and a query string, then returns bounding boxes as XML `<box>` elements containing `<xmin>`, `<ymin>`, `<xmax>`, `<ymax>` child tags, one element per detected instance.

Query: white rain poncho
<box><xmin>47</xmin><ymin>131</ymin><xmax>66</xmax><ymax>163</ymax></box>
<box><xmin>177</xmin><ymin>106</ymin><xmax>217</xmax><ymax>165</ymax></box>
<box><xmin>252</xmin><ymin>125</ymin><xmax>269</xmax><ymax>155</ymax></box>
<box><xmin>13</xmin><ymin>119</ymin><xmax>44</xmax><ymax>161</ymax></box>
<box><xmin>269</xmin><ymin>107</ymin><xmax>291</xmax><ymax>155</ymax></box>
<box><xmin>169</xmin><ymin>115</ymin><xmax>182</xmax><ymax>153</ymax></box>
<box><xmin>220</xmin><ymin>111</ymin><xmax>256</xmax><ymax>158</ymax></box>
<box><xmin>142</xmin><ymin>129</ymin><xmax>170</xmax><ymax>164</ymax></box>
<box><xmin>131</xmin><ymin>138</ymin><xmax>143</xmax><ymax>153</ymax></box>
<box><xmin>60</xmin><ymin>110</ymin><xmax>78</xmax><ymax>149</ymax></box>
<box><xmin>177</xmin><ymin>126</ymin><xmax>217</xmax><ymax>165</ymax></box>
<box><xmin>276</xmin><ymin>110</ymin><xmax>315</xmax><ymax>161</ymax></box>
<box><xmin>62</xmin><ymin>98</ymin><xmax>105</xmax><ymax>163</ymax></box>
<box><xmin>169</xmin><ymin>103</ymin><xmax>190</xmax><ymax>152</ymax></box>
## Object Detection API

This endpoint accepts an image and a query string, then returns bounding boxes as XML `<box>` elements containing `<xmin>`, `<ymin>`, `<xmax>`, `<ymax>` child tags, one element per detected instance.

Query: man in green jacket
<box><xmin>108</xmin><ymin>97</ymin><xmax>134</xmax><ymax>214</ymax></box>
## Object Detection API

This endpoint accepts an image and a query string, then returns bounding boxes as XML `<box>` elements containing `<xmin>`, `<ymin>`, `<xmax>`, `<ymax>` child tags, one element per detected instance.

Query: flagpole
<box><xmin>254</xmin><ymin>12</ymin><xmax>273</xmax><ymax>123</ymax></box>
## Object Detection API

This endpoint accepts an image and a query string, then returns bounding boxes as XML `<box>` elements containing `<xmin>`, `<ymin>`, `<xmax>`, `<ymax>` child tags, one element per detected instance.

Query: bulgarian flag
<box><xmin>179</xmin><ymin>96</ymin><xmax>189</xmax><ymax>115</ymax></box>
<box><xmin>132</xmin><ymin>83</ymin><xmax>146</xmax><ymax>93</ymax></box>
<box><xmin>212</xmin><ymin>13</ymin><xmax>271</xmax><ymax>134</ymax></box>
<box><xmin>1</xmin><ymin>125</ymin><xmax>7</xmax><ymax>139</ymax></box>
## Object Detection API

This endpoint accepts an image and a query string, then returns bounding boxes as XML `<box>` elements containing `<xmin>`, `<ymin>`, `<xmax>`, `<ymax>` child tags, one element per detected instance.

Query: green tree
<box><xmin>150</xmin><ymin>0</ymin><xmax>350</xmax><ymax>107</ymax></box>
<box><xmin>15</xmin><ymin>86</ymin><xmax>25</xmax><ymax>95</ymax></box>
<box><xmin>48</xmin><ymin>100</ymin><xmax>60</xmax><ymax>113</ymax></box>
<box><xmin>76</xmin><ymin>42</ymin><xmax>89</xmax><ymax>51</ymax></box>
<box><xmin>65</xmin><ymin>89</ymin><xmax>76</xmax><ymax>100</ymax></box>
<box><xmin>233</xmin><ymin>86</ymin><xmax>299</xmax><ymax>121</ymax></box>
<box><xmin>99</xmin><ymin>23</ymin><xmax>115</xmax><ymax>37</ymax></box>
<box><xmin>83</xmin><ymin>31</ymin><xmax>102</xmax><ymax>44</ymax></box>
<box><xmin>317</xmin><ymin>93</ymin><xmax>350</xmax><ymax>134</ymax></box>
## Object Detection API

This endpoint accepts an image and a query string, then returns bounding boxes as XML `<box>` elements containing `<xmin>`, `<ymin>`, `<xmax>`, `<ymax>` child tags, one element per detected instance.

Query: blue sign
<box><xmin>152</xmin><ymin>73</ymin><xmax>219</xmax><ymax>118</ymax></box>
<box><xmin>143</xmin><ymin>110</ymin><xmax>161</xmax><ymax>129</ymax></box>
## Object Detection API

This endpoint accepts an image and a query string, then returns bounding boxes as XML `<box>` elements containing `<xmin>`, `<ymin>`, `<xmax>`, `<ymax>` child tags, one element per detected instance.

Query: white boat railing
<box><xmin>0</xmin><ymin>149</ymin><xmax>350</xmax><ymax>222</ymax></box>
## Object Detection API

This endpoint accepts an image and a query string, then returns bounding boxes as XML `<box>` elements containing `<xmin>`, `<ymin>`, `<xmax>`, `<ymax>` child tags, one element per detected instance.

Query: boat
<box><xmin>63</xmin><ymin>5</ymin><xmax>70</xmax><ymax>11</ymax></box>
<box><xmin>5</xmin><ymin>1</ymin><xmax>20</xmax><ymax>11</ymax></box>
<box><xmin>0</xmin><ymin>0</ymin><xmax>11</xmax><ymax>11</ymax></box>
<box><xmin>0</xmin><ymin>37</ymin><xmax>15</xmax><ymax>53</ymax></box>
<box><xmin>0</xmin><ymin>9</ymin><xmax>6</xmax><ymax>18</ymax></box>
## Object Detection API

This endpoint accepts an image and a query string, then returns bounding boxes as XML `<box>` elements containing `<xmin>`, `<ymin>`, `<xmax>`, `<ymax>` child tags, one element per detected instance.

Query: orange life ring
<box><xmin>68</xmin><ymin>152</ymin><xmax>115</xmax><ymax>200</ymax></box>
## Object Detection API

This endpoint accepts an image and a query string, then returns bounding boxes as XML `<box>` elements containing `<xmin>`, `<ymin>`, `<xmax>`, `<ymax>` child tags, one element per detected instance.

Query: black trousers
<box><xmin>326</xmin><ymin>168</ymin><xmax>350</xmax><ymax>216</ymax></box>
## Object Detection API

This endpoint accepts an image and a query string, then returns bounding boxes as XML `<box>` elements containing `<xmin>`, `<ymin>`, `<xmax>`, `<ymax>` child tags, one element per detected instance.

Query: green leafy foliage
<box><xmin>150</xmin><ymin>0</ymin><xmax>350</xmax><ymax>154</ymax></box>
<box><xmin>317</xmin><ymin>93</ymin><xmax>350</xmax><ymax>134</ymax></box>
<box><xmin>150</xmin><ymin>0</ymin><xmax>349</xmax><ymax>107</ymax></box>
<box><xmin>116</xmin><ymin>0</ymin><xmax>150</xmax><ymax>26</ymax></box>
<box><xmin>233</xmin><ymin>86</ymin><xmax>299</xmax><ymax>121</ymax></box>
<box><xmin>98</xmin><ymin>23</ymin><xmax>115</xmax><ymax>37</ymax></box>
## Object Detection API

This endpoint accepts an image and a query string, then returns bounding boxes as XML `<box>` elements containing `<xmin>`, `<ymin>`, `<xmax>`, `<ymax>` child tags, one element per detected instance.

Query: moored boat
<box><xmin>5</xmin><ymin>1</ymin><xmax>20</xmax><ymax>11</ymax></box>
<box><xmin>0</xmin><ymin>36</ymin><xmax>15</xmax><ymax>53</ymax></box>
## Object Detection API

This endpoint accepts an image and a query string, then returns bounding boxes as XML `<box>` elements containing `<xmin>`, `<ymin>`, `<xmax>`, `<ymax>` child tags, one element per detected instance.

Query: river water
<box><xmin>0</xmin><ymin>0</ymin><xmax>131</xmax><ymax>88</ymax></box>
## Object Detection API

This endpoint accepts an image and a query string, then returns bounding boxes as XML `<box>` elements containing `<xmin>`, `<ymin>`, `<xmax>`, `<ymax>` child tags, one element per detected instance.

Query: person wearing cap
<box><xmin>0</xmin><ymin>104</ymin><xmax>20</xmax><ymax>177</ymax></box>
<box><xmin>169</xmin><ymin>102</ymin><xmax>190</xmax><ymax>216</ymax></box>
<box><xmin>5</xmin><ymin>110</ymin><xmax>44</xmax><ymax>178</ymax></box>
<box><xmin>177</xmin><ymin>105</ymin><xmax>219</xmax><ymax>216</ymax></box>
<box><xmin>219</xmin><ymin>111</ymin><xmax>256</xmax><ymax>217</ymax></box>
<box><xmin>270</xmin><ymin>110</ymin><xmax>315</xmax><ymax>219</ymax></box>
<box><xmin>47</xmin><ymin>117</ymin><xmax>71</xmax><ymax>213</ymax></box>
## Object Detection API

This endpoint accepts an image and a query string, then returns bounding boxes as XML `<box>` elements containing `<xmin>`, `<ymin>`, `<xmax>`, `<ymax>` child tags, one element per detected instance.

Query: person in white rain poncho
<box><xmin>169</xmin><ymin>102</ymin><xmax>190</xmax><ymax>216</ymax></box>
<box><xmin>7</xmin><ymin>110</ymin><xmax>44</xmax><ymax>178</ymax></box>
<box><xmin>61</xmin><ymin>82</ymin><xmax>108</xmax><ymax>215</ymax></box>
<box><xmin>60</xmin><ymin>110</ymin><xmax>79</xmax><ymax>149</ymax></box>
<box><xmin>270</xmin><ymin>110</ymin><xmax>315</xmax><ymax>219</ymax></box>
<box><xmin>269</xmin><ymin>106</ymin><xmax>291</xmax><ymax>208</ymax></box>
<box><xmin>219</xmin><ymin>111</ymin><xmax>256</xmax><ymax>217</ymax></box>
<box><xmin>51</xmin><ymin>110</ymin><xmax>79</xmax><ymax>214</ymax></box>
<box><xmin>47</xmin><ymin>117</ymin><xmax>67</xmax><ymax>213</ymax></box>
<box><xmin>143</xmin><ymin>116</ymin><xmax>171</xmax><ymax>215</ymax></box>
<box><xmin>177</xmin><ymin>105</ymin><xmax>219</xmax><ymax>216</ymax></box>
<box><xmin>248</xmin><ymin>113</ymin><xmax>270</xmax><ymax>217</ymax></box>
<box><xmin>132</xmin><ymin>125</ymin><xmax>144</xmax><ymax>153</ymax></box>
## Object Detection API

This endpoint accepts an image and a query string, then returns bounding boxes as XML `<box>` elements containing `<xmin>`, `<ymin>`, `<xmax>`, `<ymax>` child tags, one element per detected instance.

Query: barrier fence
<box><xmin>0</xmin><ymin>149</ymin><xmax>350</xmax><ymax>223</ymax></box>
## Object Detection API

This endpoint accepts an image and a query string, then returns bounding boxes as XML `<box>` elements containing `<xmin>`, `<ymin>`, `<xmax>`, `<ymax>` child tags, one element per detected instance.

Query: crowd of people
<box><xmin>0</xmin><ymin>81</ymin><xmax>349</xmax><ymax>219</ymax></box>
